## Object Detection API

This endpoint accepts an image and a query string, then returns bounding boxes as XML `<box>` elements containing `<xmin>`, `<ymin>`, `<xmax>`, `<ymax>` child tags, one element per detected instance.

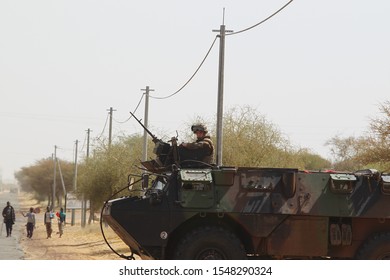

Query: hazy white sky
<box><xmin>1</xmin><ymin>0</ymin><xmax>389</xmax><ymax>182</ymax></box>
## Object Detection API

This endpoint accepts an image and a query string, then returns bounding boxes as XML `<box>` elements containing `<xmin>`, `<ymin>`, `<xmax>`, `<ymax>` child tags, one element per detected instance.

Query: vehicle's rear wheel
<box><xmin>355</xmin><ymin>232</ymin><xmax>390</xmax><ymax>259</ymax></box>
<box><xmin>173</xmin><ymin>226</ymin><xmax>247</xmax><ymax>260</ymax></box>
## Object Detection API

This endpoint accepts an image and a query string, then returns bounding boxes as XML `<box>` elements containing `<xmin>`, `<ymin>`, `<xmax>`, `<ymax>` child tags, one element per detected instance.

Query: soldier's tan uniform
<box><xmin>180</xmin><ymin>124</ymin><xmax>214</xmax><ymax>164</ymax></box>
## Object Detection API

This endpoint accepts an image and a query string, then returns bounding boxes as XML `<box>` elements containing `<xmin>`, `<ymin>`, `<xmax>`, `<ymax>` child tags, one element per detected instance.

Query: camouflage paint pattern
<box><xmin>102</xmin><ymin>128</ymin><xmax>390</xmax><ymax>259</ymax></box>
<box><xmin>103</xmin><ymin>166</ymin><xmax>390</xmax><ymax>259</ymax></box>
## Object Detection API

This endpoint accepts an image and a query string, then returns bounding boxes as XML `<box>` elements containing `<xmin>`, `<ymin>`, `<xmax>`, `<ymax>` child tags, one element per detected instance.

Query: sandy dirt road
<box><xmin>1</xmin><ymin>191</ymin><xmax>132</xmax><ymax>260</ymax></box>
<box><xmin>0</xmin><ymin>191</ymin><xmax>24</xmax><ymax>260</ymax></box>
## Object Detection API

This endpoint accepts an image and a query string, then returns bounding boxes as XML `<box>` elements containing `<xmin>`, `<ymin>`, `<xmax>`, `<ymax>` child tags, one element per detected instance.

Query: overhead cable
<box><xmin>150</xmin><ymin>36</ymin><xmax>218</xmax><ymax>100</ymax></box>
<box><xmin>96</xmin><ymin>112</ymin><xmax>109</xmax><ymax>140</ymax></box>
<box><xmin>228</xmin><ymin>0</ymin><xmax>294</xmax><ymax>36</ymax></box>
<box><xmin>113</xmin><ymin>92</ymin><xmax>145</xmax><ymax>124</ymax></box>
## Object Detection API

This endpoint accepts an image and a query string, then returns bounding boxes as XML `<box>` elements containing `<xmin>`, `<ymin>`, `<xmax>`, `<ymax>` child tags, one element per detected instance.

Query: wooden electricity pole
<box><xmin>141</xmin><ymin>86</ymin><xmax>154</xmax><ymax>162</ymax></box>
<box><xmin>213</xmin><ymin>15</ymin><xmax>233</xmax><ymax>166</ymax></box>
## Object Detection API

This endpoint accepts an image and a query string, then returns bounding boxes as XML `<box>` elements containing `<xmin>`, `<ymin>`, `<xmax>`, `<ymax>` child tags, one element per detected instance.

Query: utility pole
<box><xmin>107</xmin><ymin>107</ymin><xmax>116</xmax><ymax>147</ymax></box>
<box><xmin>141</xmin><ymin>86</ymin><xmax>154</xmax><ymax>161</ymax></box>
<box><xmin>81</xmin><ymin>129</ymin><xmax>91</xmax><ymax>228</ymax></box>
<box><xmin>213</xmin><ymin>11</ymin><xmax>233</xmax><ymax>166</ymax></box>
<box><xmin>71</xmin><ymin>140</ymin><xmax>78</xmax><ymax>226</ymax></box>
<box><xmin>52</xmin><ymin>145</ymin><xmax>57</xmax><ymax>209</ymax></box>
<box><xmin>86</xmin><ymin>128</ymin><xmax>91</xmax><ymax>158</ymax></box>
<box><xmin>57</xmin><ymin>158</ymin><xmax>66</xmax><ymax>209</ymax></box>
<box><xmin>73</xmin><ymin>140</ymin><xmax>78</xmax><ymax>192</ymax></box>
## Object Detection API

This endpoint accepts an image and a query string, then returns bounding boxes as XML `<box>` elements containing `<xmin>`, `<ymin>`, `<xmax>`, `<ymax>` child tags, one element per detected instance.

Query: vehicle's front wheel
<box><xmin>355</xmin><ymin>232</ymin><xmax>390</xmax><ymax>259</ymax></box>
<box><xmin>173</xmin><ymin>226</ymin><xmax>247</xmax><ymax>260</ymax></box>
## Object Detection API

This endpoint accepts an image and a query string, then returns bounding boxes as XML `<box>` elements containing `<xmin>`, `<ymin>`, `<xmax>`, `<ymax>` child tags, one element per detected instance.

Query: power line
<box><xmin>96</xmin><ymin>112</ymin><xmax>110</xmax><ymax>140</ymax></box>
<box><xmin>90</xmin><ymin>1</ymin><xmax>295</xmax><ymax>145</ymax></box>
<box><xmin>150</xmin><ymin>36</ymin><xmax>218</xmax><ymax>100</ymax></box>
<box><xmin>148</xmin><ymin>1</ymin><xmax>293</xmax><ymax>101</ymax></box>
<box><xmin>228</xmin><ymin>0</ymin><xmax>294</xmax><ymax>36</ymax></box>
<box><xmin>113</xmin><ymin>93</ymin><xmax>145</xmax><ymax>124</ymax></box>
<box><xmin>78</xmin><ymin>130</ymin><xmax>88</xmax><ymax>154</ymax></box>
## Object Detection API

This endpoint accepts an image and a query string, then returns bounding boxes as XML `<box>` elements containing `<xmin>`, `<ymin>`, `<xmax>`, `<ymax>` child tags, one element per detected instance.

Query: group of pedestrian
<box><xmin>2</xmin><ymin>201</ymin><xmax>66</xmax><ymax>239</ymax></box>
<box><xmin>44</xmin><ymin>206</ymin><xmax>66</xmax><ymax>238</ymax></box>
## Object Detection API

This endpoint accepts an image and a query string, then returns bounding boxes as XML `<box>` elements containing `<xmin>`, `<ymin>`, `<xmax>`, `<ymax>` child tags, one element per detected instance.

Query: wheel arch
<box><xmin>165</xmin><ymin>213</ymin><xmax>254</xmax><ymax>259</ymax></box>
<box><xmin>355</xmin><ymin>231</ymin><xmax>390</xmax><ymax>259</ymax></box>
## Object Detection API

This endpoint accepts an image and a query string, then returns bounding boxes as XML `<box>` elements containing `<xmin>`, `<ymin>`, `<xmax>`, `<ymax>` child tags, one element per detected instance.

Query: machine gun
<box><xmin>131</xmin><ymin>112</ymin><xmax>209</xmax><ymax>171</ymax></box>
<box><xmin>130</xmin><ymin>112</ymin><xmax>159</xmax><ymax>143</ymax></box>
<box><xmin>130</xmin><ymin>112</ymin><xmax>174</xmax><ymax>171</ymax></box>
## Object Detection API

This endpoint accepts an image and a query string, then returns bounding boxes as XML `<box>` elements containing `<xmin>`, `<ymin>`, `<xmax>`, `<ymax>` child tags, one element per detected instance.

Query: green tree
<box><xmin>15</xmin><ymin>158</ymin><xmax>74</xmax><ymax>204</ymax></box>
<box><xmin>325</xmin><ymin>135</ymin><xmax>362</xmax><ymax>171</ymax></box>
<box><xmin>356</xmin><ymin>101</ymin><xmax>390</xmax><ymax>171</ymax></box>
<box><xmin>76</xmin><ymin>134</ymin><xmax>151</xmax><ymax>208</ymax></box>
<box><xmin>218</xmin><ymin>106</ymin><xmax>309</xmax><ymax>168</ymax></box>
<box><xmin>181</xmin><ymin>105</ymin><xmax>330</xmax><ymax>170</ymax></box>
<box><xmin>326</xmin><ymin>101</ymin><xmax>390</xmax><ymax>172</ymax></box>
<box><xmin>293</xmin><ymin>148</ymin><xmax>332</xmax><ymax>171</ymax></box>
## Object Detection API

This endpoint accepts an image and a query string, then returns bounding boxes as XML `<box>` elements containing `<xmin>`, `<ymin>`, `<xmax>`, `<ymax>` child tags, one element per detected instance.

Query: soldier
<box><xmin>2</xmin><ymin>201</ymin><xmax>15</xmax><ymax>237</ymax></box>
<box><xmin>179</xmin><ymin>123</ymin><xmax>214</xmax><ymax>165</ymax></box>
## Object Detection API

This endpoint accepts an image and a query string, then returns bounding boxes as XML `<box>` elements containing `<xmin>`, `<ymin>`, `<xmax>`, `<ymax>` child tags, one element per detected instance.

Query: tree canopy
<box><xmin>326</xmin><ymin>100</ymin><xmax>390</xmax><ymax>172</ymax></box>
<box><xmin>15</xmin><ymin>157</ymin><xmax>74</xmax><ymax>203</ymax></box>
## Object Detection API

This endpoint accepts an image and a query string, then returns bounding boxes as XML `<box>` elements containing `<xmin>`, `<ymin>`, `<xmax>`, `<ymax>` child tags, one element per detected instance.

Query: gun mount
<box><xmin>130</xmin><ymin>112</ymin><xmax>211</xmax><ymax>173</ymax></box>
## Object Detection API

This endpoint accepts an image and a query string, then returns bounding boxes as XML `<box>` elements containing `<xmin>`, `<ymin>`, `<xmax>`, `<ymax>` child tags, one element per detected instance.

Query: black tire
<box><xmin>173</xmin><ymin>226</ymin><xmax>247</xmax><ymax>260</ymax></box>
<box><xmin>356</xmin><ymin>232</ymin><xmax>390</xmax><ymax>259</ymax></box>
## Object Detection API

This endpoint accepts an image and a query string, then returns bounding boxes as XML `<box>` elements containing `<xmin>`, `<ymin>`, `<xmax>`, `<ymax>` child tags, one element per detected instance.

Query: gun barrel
<box><xmin>130</xmin><ymin>112</ymin><xmax>158</xmax><ymax>142</ymax></box>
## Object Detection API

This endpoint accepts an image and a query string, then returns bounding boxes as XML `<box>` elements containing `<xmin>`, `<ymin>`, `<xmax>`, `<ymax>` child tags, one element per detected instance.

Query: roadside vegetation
<box><xmin>14</xmin><ymin>102</ymin><xmax>389</xmax><ymax>208</ymax></box>
<box><xmin>326</xmin><ymin>100</ymin><xmax>390</xmax><ymax>172</ymax></box>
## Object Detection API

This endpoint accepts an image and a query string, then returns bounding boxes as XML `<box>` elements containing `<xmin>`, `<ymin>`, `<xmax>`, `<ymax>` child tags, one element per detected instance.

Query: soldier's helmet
<box><xmin>191</xmin><ymin>124</ymin><xmax>208</xmax><ymax>134</ymax></box>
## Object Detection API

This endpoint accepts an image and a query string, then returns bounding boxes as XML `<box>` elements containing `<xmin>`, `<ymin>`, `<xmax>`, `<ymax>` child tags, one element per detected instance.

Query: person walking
<box><xmin>21</xmin><ymin>207</ymin><xmax>36</xmax><ymax>238</ymax></box>
<box><xmin>56</xmin><ymin>207</ymin><xmax>66</xmax><ymax>237</ymax></box>
<box><xmin>2</xmin><ymin>201</ymin><xmax>16</xmax><ymax>237</ymax></box>
<box><xmin>44</xmin><ymin>206</ymin><xmax>54</xmax><ymax>238</ymax></box>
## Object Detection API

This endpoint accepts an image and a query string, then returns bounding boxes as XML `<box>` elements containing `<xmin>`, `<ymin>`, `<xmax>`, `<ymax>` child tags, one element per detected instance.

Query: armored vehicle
<box><xmin>102</xmin><ymin>119</ymin><xmax>390</xmax><ymax>260</ymax></box>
